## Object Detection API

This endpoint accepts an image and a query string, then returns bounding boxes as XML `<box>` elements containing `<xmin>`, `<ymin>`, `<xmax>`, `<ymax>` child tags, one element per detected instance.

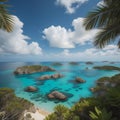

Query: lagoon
<box><xmin>0</xmin><ymin>62</ymin><xmax>120</xmax><ymax>112</ymax></box>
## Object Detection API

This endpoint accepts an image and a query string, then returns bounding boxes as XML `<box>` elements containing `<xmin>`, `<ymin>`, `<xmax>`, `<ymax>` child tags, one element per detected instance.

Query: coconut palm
<box><xmin>0</xmin><ymin>0</ymin><xmax>14</xmax><ymax>32</ymax></box>
<box><xmin>84</xmin><ymin>0</ymin><xmax>120</xmax><ymax>48</ymax></box>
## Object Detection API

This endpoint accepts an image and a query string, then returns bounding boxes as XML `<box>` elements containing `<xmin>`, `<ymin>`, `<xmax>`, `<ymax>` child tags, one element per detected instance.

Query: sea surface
<box><xmin>0</xmin><ymin>62</ymin><xmax>120</xmax><ymax>112</ymax></box>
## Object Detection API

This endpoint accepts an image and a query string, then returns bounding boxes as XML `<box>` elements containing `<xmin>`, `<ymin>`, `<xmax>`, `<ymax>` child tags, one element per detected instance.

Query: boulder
<box><xmin>51</xmin><ymin>74</ymin><xmax>63</xmax><ymax>79</ymax></box>
<box><xmin>75</xmin><ymin>77</ymin><xmax>86</xmax><ymax>83</ymax></box>
<box><xmin>48</xmin><ymin>91</ymin><xmax>67</xmax><ymax>100</ymax></box>
<box><xmin>38</xmin><ymin>75</ymin><xmax>51</xmax><ymax>80</ymax></box>
<box><xmin>24</xmin><ymin>86</ymin><xmax>38</xmax><ymax>92</ymax></box>
<box><xmin>38</xmin><ymin>73</ymin><xmax>63</xmax><ymax>80</ymax></box>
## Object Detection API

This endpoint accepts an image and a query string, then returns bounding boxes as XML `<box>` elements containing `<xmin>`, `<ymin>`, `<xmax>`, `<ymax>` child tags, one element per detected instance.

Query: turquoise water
<box><xmin>0</xmin><ymin>62</ymin><xmax>120</xmax><ymax>112</ymax></box>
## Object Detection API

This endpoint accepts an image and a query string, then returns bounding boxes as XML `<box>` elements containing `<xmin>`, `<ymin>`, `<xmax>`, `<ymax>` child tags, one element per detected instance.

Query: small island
<box><xmin>14</xmin><ymin>65</ymin><xmax>55</xmax><ymax>75</ymax></box>
<box><xmin>93</xmin><ymin>65</ymin><xmax>120</xmax><ymax>71</ymax></box>
<box><xmin>90</xmin><ymin>74</ymin><xmax>120</xmax><ymax>93</ymax></box>
<box><xmin>51</xmin><ymin>62</ymin><xmax>63</xmax><ymax>66</ymax></box>
<box><xmin>69</xmin><ymin>62</ymin><xmax>79</xmax><ymax>65</ymax></box>
<box><xmin>86</xmin><ymin>61</ymin><xmax>93</xmax><ymax>64</ymax></box>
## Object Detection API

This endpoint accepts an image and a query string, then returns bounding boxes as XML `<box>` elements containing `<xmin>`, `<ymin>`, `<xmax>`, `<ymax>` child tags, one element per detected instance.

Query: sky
<box><xmin>0</xmin><ymin>0</ymin><xmax>120</xmax><ymax>62</ymax></box>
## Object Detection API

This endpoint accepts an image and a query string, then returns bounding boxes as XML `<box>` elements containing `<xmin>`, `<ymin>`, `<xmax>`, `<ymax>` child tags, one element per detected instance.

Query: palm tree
<box><xmin>0</xmin><ymin>0</ymin><xmax>14</xmax><ymax>32</ymax></box>
<box><xmin>89</xmin><ymin>107</ymin><xmax>116</xmax><ymax>120</ymax></box>
<box><xmin>84</xmin><ymin>0</ymin><xmax>120</xmax><ymax>48</ymax></box>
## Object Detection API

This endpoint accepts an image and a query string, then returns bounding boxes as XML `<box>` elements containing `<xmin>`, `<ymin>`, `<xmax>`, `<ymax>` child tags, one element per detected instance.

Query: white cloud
<box><xmin>43</xmin><ymin>25</ymin><xmax>74</xmax><ymax>48</ymax></box>
<box><xmin>72</xmin><ymin>18</ymin><xmax>99</xmax><ymax>45</ymax></box>
<box><xmin>51</xmin><ymin>45</ymin><xmax>120</xmax><ymax>61</ymax></box>
<box><xmin>43</xmin><ymin>17</ymin><xmax>98</xmax><ymax>48</ymax></box>
<box><xmin>97</xmin><ymin>0</ymin><xmax>105</xmax><ymax>6</ymax></box>
<box><xmin>43</xmin><ymin>45</ymin><xmax>120</xmax><ymax>61</ymax></box>
<box><xmin>0</xmin><ymin>16</ymin><xmax>42</xmax><ymax>55</ymax></box>
<box><xmin>62</xmin><ymin>49</ymin><xmax>70</xmax><ymax>56</ymax></box>
<box><xmin>56</xmin><ymin>0</ymin><xmax>88</xmax><ymax>14</ymax></box>
<box><xmin>0</xmin><ymin>45</ymin><xmax>119</xmax><ymax>62</ymax></box>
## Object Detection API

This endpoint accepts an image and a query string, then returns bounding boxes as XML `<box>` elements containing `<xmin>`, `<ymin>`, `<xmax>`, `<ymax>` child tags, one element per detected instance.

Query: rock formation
<box><xmin>75</xmin><ymin>77</ymin><xmax>86</xmax><ymax>83</ymax></box>
<box><xmin>24</xmin><ymin>86</ymin><xmax>38</xmax><ymax>92</ymax></box>
<box><xmin>48</xmin><ymin>91</ymin><xmax>67</xmax><ymax>100</ymax></box>
<box><xmin>14</xmin><ymin>65</ymin><xmax>55</xmax><ymax>75</ymax></box>
<box><xmin>38</xmin><ymin>73</ymin><xmax>63</xmax><ymax>80</ymax></box>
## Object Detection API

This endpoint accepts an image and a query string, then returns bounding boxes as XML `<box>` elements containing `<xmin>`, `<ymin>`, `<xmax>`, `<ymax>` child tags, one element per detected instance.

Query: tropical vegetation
<box><xmin>83</xmin><ymin>0</ymin><xmax>120</xmax><ymax>48</ymax></box>
<box><xmin>0</xmin><ymin>88</ymin><xmax>34</xmax><ymax>120</ymax></box>
<box><xmin>0</xmin><ymin>0</ymin><xmax>14</xmax><ymax>32</ymax></box>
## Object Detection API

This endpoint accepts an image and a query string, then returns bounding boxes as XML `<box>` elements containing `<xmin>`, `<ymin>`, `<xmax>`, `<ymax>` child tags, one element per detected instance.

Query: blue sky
<box><xmin>0</xmin><ymin>0</ymin><xmax>120</xmax><ymax>61</ymax></box>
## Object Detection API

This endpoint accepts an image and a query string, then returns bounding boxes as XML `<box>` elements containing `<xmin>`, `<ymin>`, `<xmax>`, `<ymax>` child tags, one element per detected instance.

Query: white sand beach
<box><xmin>24</xmin><ymin>108</ymin><xmax>50</xmax><ymax>120</ymax></box>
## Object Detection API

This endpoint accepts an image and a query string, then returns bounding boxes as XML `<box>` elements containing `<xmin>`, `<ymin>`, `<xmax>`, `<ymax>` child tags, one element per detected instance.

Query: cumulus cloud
<box><xmin>43</xmin><ymin>26</ymin><xmax>74</xmax><ymax>48</ymax></box>
<box><xmin>52</xmin><ymin>45</ymin><xmax>120</xmax><ymax>61</ymax></box>
<box><xmin>0</xmin><ymin>16</ymin><xmax>42</xmax><ymax>55</ymax></box>
<box><xmin>56</xmin><ymin>0</ymin><xmax>88</xmax><ymax>14</ymax></box>
<box><xmin>43</xmin><ymin>17</ymin><xmax>98</xmax><ymax>48</ymax></box>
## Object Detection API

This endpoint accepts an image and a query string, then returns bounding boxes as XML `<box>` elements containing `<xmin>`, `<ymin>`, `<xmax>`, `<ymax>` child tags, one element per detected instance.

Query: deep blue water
<box><xmin>0</xmin><ymin>62</ymin><xmax>120</xmax><ymax>112</ymax></box>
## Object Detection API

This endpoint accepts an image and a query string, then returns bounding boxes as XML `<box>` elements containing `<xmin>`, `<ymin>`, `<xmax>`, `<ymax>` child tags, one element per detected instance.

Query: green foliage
<box><xmin>89</xmin><ymin>107</ymin><xmax>115</xmax><ymax>120</ymax></box>
<box><xmin>83</xmin><ymin>0</ymin><xmax>120</xmax><ymax>48</ymax></box>
<box><xmin>45</xmin><ymin>105</ymin><xmax>68</xmax><ymax>120</ymax></box>
<box><xmin>104</xmin><ymin>87</ymin><xmax>120</xmax><ymax>118</ymax></box>
<box><xmin>45</xmin><ymin>113</ymin><xmax>58</xmax><ymax>120</ymax></box>
<box><xmin>21</xmin><ymin>65</ymin><xmax>43</xmax><ymax>71</ymax></box>
<box><xmin>0</xmin><ymin>88</ymin><xmax>34</xmax><ymax>120</ymax></box>
<box><xmin>97</xmin><ymin>77</ymin><xmax>110</xmax><ymax>83</ymax></box>
<box><xmin>93</xmin><ymin>66</ymin><xmax>120</xmax><ymax>71</ymax></box>
<box><xmin>0</xmin><ymin>0</ymin><xmax>14</xmax><ymax>32</ymax></box>
<box><xmin>110</xmin><ymin>74</ymin><xmax>120</xmax><ymax>84</ymax></box>
<box><xmin>64</xmin><ymin>111</ymin><xmax>80</xmax><ymax>120</ymax></box>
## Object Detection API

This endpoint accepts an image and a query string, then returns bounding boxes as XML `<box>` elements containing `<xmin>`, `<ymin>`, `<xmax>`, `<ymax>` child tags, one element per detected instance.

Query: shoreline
<box><xmin>36</xmin><ymin>107</ymin><xmax>51</xmax><ymax>116</ymax></box>
<box><xmin>24</xmin><ymin>107</ymin><xmax>51</xmax><ymax>120</ymax></box>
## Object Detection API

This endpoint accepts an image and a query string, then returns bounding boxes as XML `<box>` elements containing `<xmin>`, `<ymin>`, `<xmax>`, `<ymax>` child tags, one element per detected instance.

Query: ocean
<box><xmin>0</xmin><ymin>62</ymin><xmax>120</xmax><ymax>112</ymax></box>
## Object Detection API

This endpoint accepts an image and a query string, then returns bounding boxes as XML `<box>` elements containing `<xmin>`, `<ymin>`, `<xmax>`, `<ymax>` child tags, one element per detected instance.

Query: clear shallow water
<box><xmin>0</xmin><ymin>62</ymin><xmax>120</xmax><ymax>112</ymax></box>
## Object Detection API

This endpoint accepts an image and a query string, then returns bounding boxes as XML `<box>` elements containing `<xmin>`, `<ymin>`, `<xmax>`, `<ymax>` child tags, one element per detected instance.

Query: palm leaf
<box><xmin>0</xmin><ymin>4</ymin><xmax>14</xmax><ymax>32</ymax></box>
<box><xmin>94</xmin><ymin>22</ymin><xmax>120</xmax><ymax>48</ymax></box>
<box><xmin>0</xmin><ymin>0</ymin><xmax>7</xmax><ymax>2</ymax></box>
<box><xmin>83</xmin><ymin>0</ymin><xmax>120</xmax><ymax>48</ymax></box>
<box><xmin>84</xmin><ymin>5</ymin><xmax>120</xmax><ymax>30</ymax></box>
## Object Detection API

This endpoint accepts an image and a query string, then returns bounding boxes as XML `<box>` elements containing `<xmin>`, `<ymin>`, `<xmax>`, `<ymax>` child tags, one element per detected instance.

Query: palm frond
<box><xmin>0</xmin><ymin>0</ymin><xmax>7</xmax><ymax>2</ymax></box>
<box><xmin>0</xmin><ymin>4</ymin><xmax>14</xmax><ymax>32</ymax></box>
<box><xmin>84</xmin><ymin>6</ymin><xmax>120</xmax><ymax>30</ymax></box>
<box><xmin>94</xmin><ymin>22</ymin><xmax>120</xmax><ymax>48</ymax></box>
